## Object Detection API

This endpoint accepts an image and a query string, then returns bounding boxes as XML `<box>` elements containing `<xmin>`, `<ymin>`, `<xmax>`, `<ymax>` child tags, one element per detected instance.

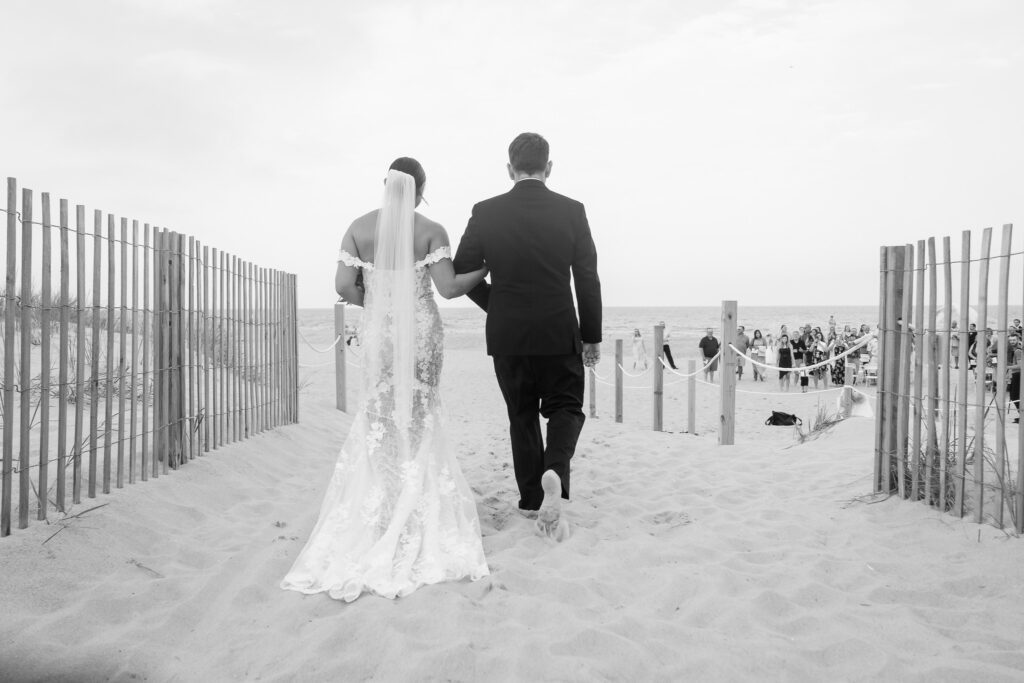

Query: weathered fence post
<box><xmin>335</xmin><ymin>302</ymin><xmax>346</xmax><ymax>412</ymax></box>
<box><xmin>89</xmin><ymin>209</ymin><xmax>102</xmax><ymax>495</ymax></box>
<box><xmin>2</xmin><ymin>178</ymin><xmax>15</xmax><ymax>537</ymax></box>
<box><xmin>910</xmin><ymin>240</ymin><xmax>925</xmax><ymax>502</ymax></box>
<box><xmin>973</xmin><ymin>228</ymin><xmax>993</xmax><ymax>523</ymax></box>
<box><xmin>877</xmin><ymin>245</ymin><xmax>907</xmax><ymax>494</ymax></box>
<box><xmin>954</xmin><ymin>232</ymin><xmax>971</xmax><ymax>515</ymax></box>
<box><xmin>896</xmin><ymin>244</ymin><xmax>914</xmax><ymax>498</ymax></box>
<box><xmin>57</xmin><ymin>198</ymin><xmax>70</xmax><ymax>511</ymax></box>
<box><xmin>74</xmin><ymin>207</ymin><xmax>86</xmax><ymax>499</ymax></box>
<box><xmin>925</xmin><ymin>237</ymin><xmax>940</xmax><ymax>507</ymax></box>
<box><xmin>939</xmin><ymin>237</ymin><xmax>953</xmax><ymax>514</ymax></box>
<box><xmin>994</xmin><ymin>225</ymin><xmax>1012</xmax><ymax>527</ymax></box>
<box><xmin>19</xmin><ymin>188</ymin><xmax>33</xmax><ymax>527</ymax></box>
<box><xmin>39</xmin><ymin>193</ymin><xmax>52</xmax><ymax>519</ymax></box>
<box><xmin>687</xmin><ymin>359</ymin><xmax>696</xmax><ymax>435</ymax></box>
<box><xmin>169</xmin><ymin>232</ymin><xmax>184</xmax><ymax>469</ymax></box>
<box><xmin>614</xmin><ymin>339</ymin><xmax>623</xmax><ymax>423</ymax></box>
<box><xmin>653</xmin><ymin>324</ymin><xmax>664</xmax><ymax>432</ymax></box>
<box><xmin>874</xmin><ymin>247</ymin><xmax>887</xmax><ymax>492</ymax></box>
<box><xmin>719</xmin><ymin>300</ymin><xmax>737</xmax><ymax>445</ymax></box>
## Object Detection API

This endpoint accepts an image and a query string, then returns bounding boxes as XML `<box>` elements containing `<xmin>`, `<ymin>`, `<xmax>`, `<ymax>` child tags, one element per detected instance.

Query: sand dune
<box><xmin>2</xmin><ymin>336</ymin><xmax>1024</xmax><ymax>682</ymax></box>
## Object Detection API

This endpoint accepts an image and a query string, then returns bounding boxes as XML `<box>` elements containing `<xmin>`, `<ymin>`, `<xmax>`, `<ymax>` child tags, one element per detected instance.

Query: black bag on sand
<box><xmin>765</xmin><ymin>411</ymin><xmax>802</xmax><ymax>426</ymax></box>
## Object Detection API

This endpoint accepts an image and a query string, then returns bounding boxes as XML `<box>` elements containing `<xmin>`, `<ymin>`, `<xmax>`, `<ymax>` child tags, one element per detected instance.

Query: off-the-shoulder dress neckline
<box><xmin>337</xmin><ymin>245</ymin><xmax>451</xmax><ymax>271</ymax></box>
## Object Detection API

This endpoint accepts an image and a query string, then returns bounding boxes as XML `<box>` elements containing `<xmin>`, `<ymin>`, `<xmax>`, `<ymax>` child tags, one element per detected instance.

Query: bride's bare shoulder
<box><xmin>414</xmin><ymin>212</ymin><xmax>447</xmax><ymax>238</ymax></box>
<box><xmin>348</xmin><ymin>209</ymin><xmax>379</xmax><ymax>236</ymax></box>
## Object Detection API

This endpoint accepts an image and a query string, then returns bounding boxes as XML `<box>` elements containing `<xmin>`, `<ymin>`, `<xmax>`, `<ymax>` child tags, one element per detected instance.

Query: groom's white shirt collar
<box><xmin>515</xmin><ymin>177</ymin><xmax>545</xmax><ymax>184</ymax></box>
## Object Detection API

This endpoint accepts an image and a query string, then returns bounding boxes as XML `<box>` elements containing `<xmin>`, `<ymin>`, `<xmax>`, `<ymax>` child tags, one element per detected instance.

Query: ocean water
<box><xmin>300</xmin><ymin>304</ymin><xmax>879</xmax><ymax>357</ymax></box>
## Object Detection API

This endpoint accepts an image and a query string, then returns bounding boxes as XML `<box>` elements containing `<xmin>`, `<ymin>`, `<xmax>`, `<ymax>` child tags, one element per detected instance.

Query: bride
<box><xmin>281</xmin><ymin>158</ymin><xmax>490</xmax><ymax>602</ymax></box>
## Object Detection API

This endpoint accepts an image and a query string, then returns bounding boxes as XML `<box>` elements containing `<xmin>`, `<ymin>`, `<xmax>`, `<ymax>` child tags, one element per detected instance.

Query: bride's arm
<box><xmin>430</xmin><ymin>253</ymin><xmax>487</xmax><ymax>299</ymax></box>
<box><xmin>336</xmin><ymin>229</ymin><xmax>365</xmax><ymax>307</ymax></box>
<box><xmin>427</xmin><ymin>227</ymin><xmax>487</xmax><ymax>300</ymax></box>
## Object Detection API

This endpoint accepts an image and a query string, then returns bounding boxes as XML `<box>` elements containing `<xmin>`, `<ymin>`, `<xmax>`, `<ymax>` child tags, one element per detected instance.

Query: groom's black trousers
<box><xmin>492</xmin><ymin>353</ymin><xmax>585</xmax><ymax>510</ymax></box>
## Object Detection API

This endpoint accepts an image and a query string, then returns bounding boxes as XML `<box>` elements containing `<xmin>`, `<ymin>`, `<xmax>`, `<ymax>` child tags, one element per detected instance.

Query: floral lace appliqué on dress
<box><xmin>281</xmin><ymin>245</ymin><xmax>488</xmax><ymax>602</ymax></box>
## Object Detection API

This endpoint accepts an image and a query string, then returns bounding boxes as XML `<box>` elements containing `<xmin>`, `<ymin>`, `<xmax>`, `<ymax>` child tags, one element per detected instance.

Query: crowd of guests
<box><xmin>633</xmin><ymin>316</ymin><xmax>879</xmax><ymax>393</ymax></box>
<box><xmin>628</xmin><ymin>317</ymin><xmax>1024</xmax><ymax>415</ymax></box>
<box><xmin>730</xmin><ymin>321</ymin><xmax>878</xmax><ymax>392</ymax></box>
<box><xmin>952</xmin><ymin>318</ymin><xmax>1023</xmax><ymax>422</ymax></box>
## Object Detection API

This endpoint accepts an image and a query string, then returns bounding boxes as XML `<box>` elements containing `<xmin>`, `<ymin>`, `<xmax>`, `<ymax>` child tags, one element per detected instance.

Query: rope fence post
<box><xmin>335</xmin><ymin>302</ymin><xmax>346</xmax><ymax>412</ymax></box>
<box><xmin>614</xmin><ymin>339</ymin><xmax>623</xmax><ymax>423</ymax></box>
<box><xmin>719</xmin><ymin>300</ymin><xmax>737</xmax><ymax>445</ymax></box>
<box><xmin>652</xmin><ymin>324</ymin><xmax>664</xmax><ymax>432</ymax></box>
<box><xmin>688</xmin><ymin>359</ymin><xmax>696</xmax><ymax>434</ymax></box>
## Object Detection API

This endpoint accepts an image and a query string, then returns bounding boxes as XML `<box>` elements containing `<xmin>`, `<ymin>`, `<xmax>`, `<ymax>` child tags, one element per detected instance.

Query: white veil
<box><xmin>364</xmin><ymin>169</ymin><xmax>418</xmax><ymax>442</ymax></box>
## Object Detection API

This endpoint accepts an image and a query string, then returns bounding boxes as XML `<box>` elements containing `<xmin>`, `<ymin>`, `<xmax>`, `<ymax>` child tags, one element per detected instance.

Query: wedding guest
<box><xmin>751</xmin><ymin>329</ymin><xmax>767</xmax><ymax>382</ymax></box>
<box><xmin>967</xmin><ymin>323</ymin><xmax>978</xmax><ymax>377</ymax></box>
<box><xmin>1009</xmin><ymin>333</ymin><xmax>1022</xmax><ymax>423</ymax></box>
<box><xmin>811</xmin><ymin>329</ymin><xmax>829</xmax><ymax>389</ymax></box>
<box><xmin>344</xmin><ymin>322</ymin><xmax>360</xmax><ymax>347</ymax></box>
<box><xmin>777</xmin><ymin>333</ymin><xmax>793</xmax><ymax>391</ymax></box>
<box><xmin>857</xmin><ymin>323</ymin><xmax>873</xmax><ymax>377</ymax></box>
<box><xmin>734</xmin><ymin>325</ymin><xmax>751</xmax><ymax>380</ymax></box>
<box><xmin>950</xmin><ymin>321</ymin><xmax>960</xmax><ymax>369</ymax></box>
<box><xmin>632</xmin><ymin>328</ymin><xmax>648</xmax><ymax>370</ymax></box>
<box><xmin>660</xmin><ymin>321</ymin><xmax>677</xmax><ymax>370</ymax></box>
<box><xmin>845</xmin><ymin>326</ymin><xmax>862</xmax><ymax>385</ymax></box>
<box><xmin>794</xmin><ymin>325</ymin><xmax>813</xmax><ymax>376</ymax></box>
<box><xmin>829</xmin><ymin>333</ymin><xmax>847</xmax><ymax>386</ymax></box>
<box><xmin>699</xmin><ymin>327</ymin><xmax>720</xmax><ymax>383</ymax></box>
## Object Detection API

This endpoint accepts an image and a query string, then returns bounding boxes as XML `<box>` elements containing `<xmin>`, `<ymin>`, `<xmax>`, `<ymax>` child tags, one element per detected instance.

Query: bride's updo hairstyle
<box><xmin>508</xmin><ymin>132</ymin><xmax>549</xmax><ymax>174</ymax></box>
<box><xmin>388</xmin><ymin>157</ymin><xmax>426</xmax><ymax>199</ymax></box>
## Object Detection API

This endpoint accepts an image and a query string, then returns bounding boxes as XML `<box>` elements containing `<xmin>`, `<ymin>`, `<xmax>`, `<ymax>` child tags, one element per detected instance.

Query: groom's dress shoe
<box><xmin>517</xmin><ymin>507</ymin><xmax>539</xmax><ymax>519</ymax></box>
<box><xmin>536</xmin><ymin>470</ymin><xmax>570</xmax><ymax>542</ymax></box>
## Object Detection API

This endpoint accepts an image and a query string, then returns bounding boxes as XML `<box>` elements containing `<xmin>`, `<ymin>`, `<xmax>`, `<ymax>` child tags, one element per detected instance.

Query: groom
<box><xmin>454</xmin><ymin>132</ymin><xmax>602</xmax><ymax>539</ymax></box>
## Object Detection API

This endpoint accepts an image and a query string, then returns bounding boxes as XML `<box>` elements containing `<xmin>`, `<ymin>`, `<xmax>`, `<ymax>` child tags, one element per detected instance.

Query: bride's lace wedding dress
<box><xmin>281</xmin><ymin>190</ymin><xmax>489</xmax><ymax>602</ymax></box>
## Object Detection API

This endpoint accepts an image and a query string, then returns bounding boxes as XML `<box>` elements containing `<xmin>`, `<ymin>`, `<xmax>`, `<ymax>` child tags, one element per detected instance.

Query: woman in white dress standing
<box><xmin>281</xmin><ymin>158</ymin><xmax>490</xmax><ymax>602</ymax></box>
<box><xmin>632</xmin><ymin>328</ymin><xmax>648</xmax><ymax>370</ymax></box>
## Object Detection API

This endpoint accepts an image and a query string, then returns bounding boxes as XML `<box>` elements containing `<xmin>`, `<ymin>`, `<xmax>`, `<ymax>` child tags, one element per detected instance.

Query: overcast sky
<box><xmin>2</xmin><ymin>0</ymin><xmax>1022</xmax><ymax>308</ymax></box>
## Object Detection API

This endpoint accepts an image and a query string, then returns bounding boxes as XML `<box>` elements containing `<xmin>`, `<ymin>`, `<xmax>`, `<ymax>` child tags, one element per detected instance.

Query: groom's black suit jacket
<box><xmin>453</xmin><ymin>179</ymin><xmax>602</xmax><ymax>356</ymax></box>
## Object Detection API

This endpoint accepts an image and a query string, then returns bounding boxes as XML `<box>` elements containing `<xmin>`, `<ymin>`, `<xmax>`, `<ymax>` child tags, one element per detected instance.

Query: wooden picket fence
<box><xmin>1</xmin><ymin>177</ymin><xmax>299</xmax><ymax>537</ymax></box>
<box><xmin>875</xmin><ymin>225</ymin><xmax>1024</xmax><ymax>533</ymax></box>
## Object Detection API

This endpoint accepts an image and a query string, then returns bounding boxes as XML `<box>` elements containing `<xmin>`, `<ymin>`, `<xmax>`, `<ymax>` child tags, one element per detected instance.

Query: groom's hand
<box><xmin>582</xmin><ymin>342</ymin><xmax>601</xmax><ymax>368</ymax></box>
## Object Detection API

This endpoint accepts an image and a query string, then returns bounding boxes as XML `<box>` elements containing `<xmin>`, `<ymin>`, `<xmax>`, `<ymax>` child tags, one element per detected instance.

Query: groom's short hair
<box><xmin>508</xmin><ymin>133</ymin><xmax>549</xmax><ymax>173</ymax></box>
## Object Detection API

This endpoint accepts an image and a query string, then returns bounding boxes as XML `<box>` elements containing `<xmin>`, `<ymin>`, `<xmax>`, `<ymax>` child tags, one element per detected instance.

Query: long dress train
<box><xmin>281</xmin><ymin>245</ymin><xmax>489</xmax><ymax>602</ymax></box>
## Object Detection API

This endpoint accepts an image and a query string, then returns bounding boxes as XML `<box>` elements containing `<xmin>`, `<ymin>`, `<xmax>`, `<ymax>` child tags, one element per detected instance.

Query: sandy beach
<box><xmin>3</xmin><ymin>324</ymin><xmax>1024</xmax><ymax>682</ymax></box>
